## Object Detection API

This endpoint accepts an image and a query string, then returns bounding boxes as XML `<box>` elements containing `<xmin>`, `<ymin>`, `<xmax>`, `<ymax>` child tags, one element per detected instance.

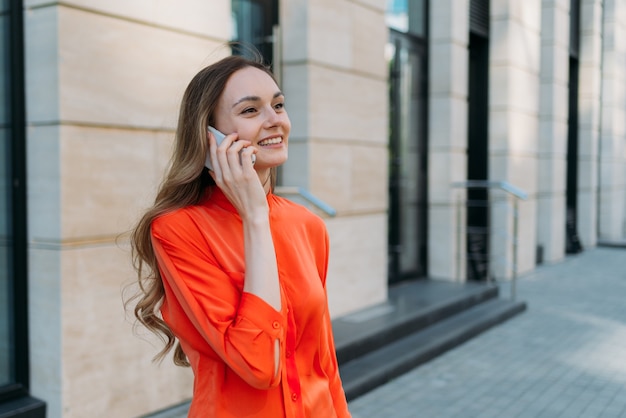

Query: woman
<box><xmin>130</xmin><ymin>53</ymin><xmax>352</xmax><ymax>417</ymax></box>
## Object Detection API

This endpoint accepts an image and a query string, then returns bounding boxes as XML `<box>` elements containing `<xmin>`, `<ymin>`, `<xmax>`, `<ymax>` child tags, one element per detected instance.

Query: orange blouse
<box><xmin>151</xmin><ymin>188</ymin><xmax>351</xmax><ymax>417</ymax></box>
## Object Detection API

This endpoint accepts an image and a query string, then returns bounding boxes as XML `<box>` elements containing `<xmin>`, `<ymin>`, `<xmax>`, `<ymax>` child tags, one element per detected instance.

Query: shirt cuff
<box><xmin>238</xmin><ymin>292</ymin><xmax>286</xmax><ymax>338</ymax></box>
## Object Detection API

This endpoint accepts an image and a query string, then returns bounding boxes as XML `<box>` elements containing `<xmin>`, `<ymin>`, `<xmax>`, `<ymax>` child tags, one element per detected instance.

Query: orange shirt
<box><xmin>151</xmin><ymin>187</ymin><xmax>351</xmax><ymax>418</ymax></box>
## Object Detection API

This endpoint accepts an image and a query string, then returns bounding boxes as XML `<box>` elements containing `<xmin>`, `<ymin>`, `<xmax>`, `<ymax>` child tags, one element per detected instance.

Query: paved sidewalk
<box><xmin>348</xmin><ymin>247</ymin><xmax>626</xmax><ymax>418</ymax></box>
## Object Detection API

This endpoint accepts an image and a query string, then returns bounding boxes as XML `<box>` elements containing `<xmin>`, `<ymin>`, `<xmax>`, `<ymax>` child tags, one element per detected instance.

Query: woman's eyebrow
<box><xmin>232</xmin><ymin>91</ymin><xmax>284</xmax><ymax>108</ymax></box>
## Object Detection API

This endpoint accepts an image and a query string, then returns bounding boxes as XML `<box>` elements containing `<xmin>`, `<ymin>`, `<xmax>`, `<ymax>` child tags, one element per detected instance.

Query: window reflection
<box><xmin>231</xmin><ymin>0</ymin><xmax>278</xmax><ymax>66</ymax></box>
<box><xmin>385</xmin><ymin>0</ymin><xmax>426</xmax><ymax>37</ymax></box>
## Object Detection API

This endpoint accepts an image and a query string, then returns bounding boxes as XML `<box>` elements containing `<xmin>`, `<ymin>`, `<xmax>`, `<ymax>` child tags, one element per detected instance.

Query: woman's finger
<box><xmin>240</xmin><ymin>146</ymin><xmax>258</xmax><ymax>171</ymax></box>
<box><xmin>214</xmin><ymin>133</ymin><xmax>239</xmax><ymax>178</ymax></box>
<box><xmin>225</xmin><ymin>139</ymin><xmax>249</xmax><ymax>170</ymax></box>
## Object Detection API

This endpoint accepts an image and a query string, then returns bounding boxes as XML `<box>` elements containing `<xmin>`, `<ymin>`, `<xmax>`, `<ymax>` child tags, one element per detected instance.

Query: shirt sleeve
<box><xmin>151</xmin><ymin>212</ymin><xmax>286</xmax><ymax>389</ymax></box>
<box><xmin>320</xmin><ymin>305</ymin><xmax>352</xmax><ymax>417</ymax></box>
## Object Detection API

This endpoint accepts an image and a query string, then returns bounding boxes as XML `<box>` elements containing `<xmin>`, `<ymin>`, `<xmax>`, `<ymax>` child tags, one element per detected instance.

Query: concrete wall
<box><xmin>536</xmin><ymin>0</ymin><xmax>569</xmax><ymax>263</ymax></box>
<box><xmin>577</xmin><ymin>0</ymin><xmax>603</xmax><ymax>247</ymax></box>
<box><xmin>25</xmin><ymin>1</ymin><xmax>231</xmax><ymax>416</ymax></box>
<box><xmin>428</xmin><ymin>0</ymin><xmax>469</xmax><ymax>281</ymax></box>
<box><xmin>428</xmin><ymin>0</ymin><xmax>626</xmax><ymax>282</ymax></box>
<box><xmin>489</xmin><ymin>0</ymin><xmax>542</xmax><ymax>278</ymax></box>
<box><xmin>281</xmin><ymin>0</ymin><xmax>389</xmax><ymax>316</ymax></box>
<box><xmin>597</xmin><ymin>0</ymin><xmax>626</xmax><ymax>242</ymax></box>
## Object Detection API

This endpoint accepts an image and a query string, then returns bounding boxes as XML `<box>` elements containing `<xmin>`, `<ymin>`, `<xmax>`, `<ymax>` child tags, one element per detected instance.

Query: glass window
<box><xmin>231</xmin><ymin>0</ymin><xmax>278</xmax><ymax>66</ymax></box>
<box><xmin>0</xmin><ymin>0</ymin><xmax>13</xmax><ymax>389</ymax></box>
<box><xmin>0</xmin><ymin>138</ymin><xmax>10</xmax><ymax>389</ymax></box>
<box><xmin>385</xmin><ymin>0</ymin><xmax>426</xmax><ymax>37</ymax></box>
<box><xmin>387</xmin><ymin>30</ymin><xmax>428</xmax><ymax>282</ymax></box>
<box><xmin>386</xmin><ymin>0</ymin><xmax>429</xmax><ymax>282</ymax></box>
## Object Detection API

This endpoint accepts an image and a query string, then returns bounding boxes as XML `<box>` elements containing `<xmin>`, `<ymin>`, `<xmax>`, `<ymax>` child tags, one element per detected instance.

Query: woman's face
<box><xmin>214</xmin><ymin>66</ymin><xmax>290</xmax><ymax>174</ymax></box>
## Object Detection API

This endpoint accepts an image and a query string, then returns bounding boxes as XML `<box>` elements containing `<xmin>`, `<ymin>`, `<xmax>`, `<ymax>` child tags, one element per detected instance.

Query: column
<box><xmin>428</xmin><ymin>0</ymin><xmax>469</xmax><ymax>281</ymax></box>
<box><xmin>489</xmin><ymin>0</ymin><xmax>542</xmax><ymax>277</ymax></box>
<box><xmin>598</xmin><ymin>0</ymin><xmax>626</xmax><ymax>242</ymax></box>
<box><xmin>281</xmin><ymin>0</ymin><xmax>389</xmax><ymax>315</ymax></box>
<box><xmin>25</xmin><ymin>1</ymin><xmax>230</xmax><ymax>416</ymax></box>
<box><xmin>577</xmin><ymin>0</ymin><xmax>603</xmax><ymax>246</ymax></box>
<box><xmin>536</xmin><ymin>0</ymin><xmax>570</xmax><ymax>262</ymax></box>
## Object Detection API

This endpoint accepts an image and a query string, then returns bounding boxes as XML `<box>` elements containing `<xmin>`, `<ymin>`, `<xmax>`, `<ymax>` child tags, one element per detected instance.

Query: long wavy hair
<box><xmin>129</xmin><ymin>53</ymin><xmax>277</xmax><ymax>366</ymax></box>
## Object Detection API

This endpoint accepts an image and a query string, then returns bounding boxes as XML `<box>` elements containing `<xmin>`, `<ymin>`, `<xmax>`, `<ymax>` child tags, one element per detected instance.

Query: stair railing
<box><xmin>451</xmin><ymin>180</ymin><xmax>528</xmax><ymax>301</ymax></box>
<box><xmin>274</xmin><ymin>186</ymin><xmax>337</xmax><ymax>217</ymax></box>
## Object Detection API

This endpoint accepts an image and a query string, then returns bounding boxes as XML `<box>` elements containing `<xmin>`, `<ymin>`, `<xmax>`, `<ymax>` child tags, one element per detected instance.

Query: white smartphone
<box><xmin>205</xmin><ymin>126</ymin><xmax>225</xmax><ymax>170</ymax></box>
<box><xmin>206</xmin><ymin>126</ymin><xmax>255</xmax><ymax>170</ymax></box>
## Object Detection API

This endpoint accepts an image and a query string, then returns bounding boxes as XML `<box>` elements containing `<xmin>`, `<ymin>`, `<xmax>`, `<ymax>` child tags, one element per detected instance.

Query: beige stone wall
<box><xmin>25</xmin><ymin>1</ymin><xmax>231</xmax><ymax>417</ymax></box>
<box><xmin>280</xmin><ymin>0</ymin><xmax>389</xmax><ymax>316</ymax></box>
<box><xmin>536</xmin><ymin>0</ymin><xmax>569</xmax><ymax>263</ymax></box>
<box><xmin>489</xmin><ymin>0</ymin><xmax>542</xmax><ymax>277</ymax></box>
<box><xmin>428</xmin><ymin>0</ymin><xmax>469</xmax><ymax>281</ymax></box>
<box><xmin>597</xmin><ymin>0</ymin><xmax>626</xmax><ymax>242</ymax></box>
<box><xmin>577</xmin><ymin>0</ymin><xmax>603</xmax><ymax>247</ymax></box>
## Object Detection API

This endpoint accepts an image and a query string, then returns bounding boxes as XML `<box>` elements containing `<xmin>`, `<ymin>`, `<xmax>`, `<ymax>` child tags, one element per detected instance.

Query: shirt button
<box><xmin>272</xmin><ymin>321</ymin><xmax>280</xmax><ymax>329</ymax></box>
<box><xmin>286</xmin><ymin>350</ymin><xmax>292</xmax><ymax>358</ymax></box>
<box><xmin>291</xmin><ymin>393</ymin><xmax>298</xmax><ymax>402</ymax></box>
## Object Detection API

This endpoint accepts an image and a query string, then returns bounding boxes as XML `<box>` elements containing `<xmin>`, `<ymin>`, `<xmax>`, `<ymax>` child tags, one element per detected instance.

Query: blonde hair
<box><xmin>129</xmin><ymin>54</ymin><xmax>277</xmax><ymax>366</ymax></box>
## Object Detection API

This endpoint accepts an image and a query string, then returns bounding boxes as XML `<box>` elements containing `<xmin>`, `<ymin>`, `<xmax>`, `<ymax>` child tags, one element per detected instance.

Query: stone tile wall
<box><xmin>280</xmin><ymin>0</ymin><xmax>389</xmax><ymax>316</ymax></box>
<box><xmin>577</xmin><ymin>0</ymin><xmax>604</xmax><ymax>247</ymax></box>
<box><xmin>597</xmin><ymin>0</ymin><xmax>626</xmax><ymax>241</ymax></box>
<box><xmin>428</xmin><ymin>0</ymin><xmax>469</xmax><ymax>281</ymax></box>
<box><xmin>537</xmin><ymin>0</ymin><xmax>569</xmax><ymax>263</ymax></box>
<box><xmin>25</xmin><ymin>2</ymin><xmax>229</xmax><ymax>417</ymax></box>
<box><xmin>489</xmin><ymin>0</ymin><xmax>542</xmax><ymax>277</ymax></box>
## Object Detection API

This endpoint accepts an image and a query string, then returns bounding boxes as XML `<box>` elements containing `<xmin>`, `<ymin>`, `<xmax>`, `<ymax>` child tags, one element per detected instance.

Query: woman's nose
<box><xmin>264</xmin><ymin>108</ymin><xmax>282</xmax><ymax>127</ymax></box>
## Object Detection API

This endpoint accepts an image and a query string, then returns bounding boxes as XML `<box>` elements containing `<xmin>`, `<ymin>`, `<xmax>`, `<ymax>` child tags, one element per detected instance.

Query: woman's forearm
<box><xmin>242</xmin><ymin>216</ymin><xmax>282</xmax><ymax>312</ymax></box>
<box><xmin>242</xmin><ymin>215</ymin><xmax>282</xmax><ymax>379</ymax></box>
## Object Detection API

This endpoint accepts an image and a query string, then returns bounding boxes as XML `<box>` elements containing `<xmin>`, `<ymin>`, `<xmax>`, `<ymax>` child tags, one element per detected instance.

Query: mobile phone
<box><xmin>205</xmin><ymin>126</ymin><xmax>225</xmax><ymax>170</ymax></box>
<box><xmin>206</xmin><ymin>126</ymin><xmax>255</xmax><ymax>170</ymax></box>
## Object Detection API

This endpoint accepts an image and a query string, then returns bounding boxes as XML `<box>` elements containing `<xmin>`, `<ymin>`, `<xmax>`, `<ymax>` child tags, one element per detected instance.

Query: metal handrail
<box><xmin>451</xmin><ymin>180</ymin><xmax>528</xmax><ymax>200</ymax></box>
<box><xmin>274</xmin><ymin>186</ymin><xmax>337</xmax><ymax>217</ymax></box>
<box><xmin>451</xmin><ymin>180</ymin><xmax>527</xmax><ymax>301</ymax></box>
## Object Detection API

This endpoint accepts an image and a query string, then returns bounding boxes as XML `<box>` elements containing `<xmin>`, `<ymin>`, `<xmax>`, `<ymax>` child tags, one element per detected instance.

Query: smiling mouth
<box><xmin>258</xmin><ymin>137</ymin><xmax>283</xmax><ymax>146</ymax></box>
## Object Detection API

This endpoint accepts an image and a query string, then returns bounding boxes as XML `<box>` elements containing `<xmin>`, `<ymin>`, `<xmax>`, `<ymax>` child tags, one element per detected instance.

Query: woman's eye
<box><xmin>241</xmin><ymin>107</ymin><xmax>256</xmax><ymax>114</ymax></box>
<box><xmin>274</xmin><ymin>102</ymin><xmax>285</xmax><ymax>110</ymax></box>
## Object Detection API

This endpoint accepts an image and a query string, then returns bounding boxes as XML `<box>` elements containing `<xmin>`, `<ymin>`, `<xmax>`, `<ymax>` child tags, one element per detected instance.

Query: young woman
<box><xmin>130</xmin><ymin>54</ymin><xmax>352</xmax><ymax>417</ymax></box>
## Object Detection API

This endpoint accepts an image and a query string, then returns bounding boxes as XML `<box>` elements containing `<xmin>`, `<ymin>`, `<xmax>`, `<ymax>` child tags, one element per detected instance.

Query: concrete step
<box><xmin>339</xmin><ymin>297</ymin><xmax>527</xmax><ymax>401</ymax></box>
<box><xmin>333</xmin><ymin>280</ymin><xmax>500</xmax><ymax>365</ymax></box>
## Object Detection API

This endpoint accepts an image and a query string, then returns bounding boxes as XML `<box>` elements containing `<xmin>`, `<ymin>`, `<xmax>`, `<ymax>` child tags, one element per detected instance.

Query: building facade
<box><xmin>1</xmin><ymin>0</ymin><xmax>624</xmax><ymax>417</ymax></box>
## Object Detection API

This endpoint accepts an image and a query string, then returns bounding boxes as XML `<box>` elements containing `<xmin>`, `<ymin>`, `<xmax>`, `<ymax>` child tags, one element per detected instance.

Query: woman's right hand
<box><xmin>207</xmin><ymin>130</ymin><xmax>266</xmax><ymax>222</ymax></box>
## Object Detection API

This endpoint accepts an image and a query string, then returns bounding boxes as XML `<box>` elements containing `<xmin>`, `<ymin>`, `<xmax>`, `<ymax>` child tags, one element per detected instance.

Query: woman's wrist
<box><xmin>241</xmin><ymin>207</ymin><xmax>270</xmax><ymax>226</ymax></box>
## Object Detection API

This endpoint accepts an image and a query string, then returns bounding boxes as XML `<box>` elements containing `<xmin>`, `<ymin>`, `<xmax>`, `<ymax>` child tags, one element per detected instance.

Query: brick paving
<box><xmin>348</xmin><ymin>247</ymin><xmax>626</xmax><ymax>418</ymax></box>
